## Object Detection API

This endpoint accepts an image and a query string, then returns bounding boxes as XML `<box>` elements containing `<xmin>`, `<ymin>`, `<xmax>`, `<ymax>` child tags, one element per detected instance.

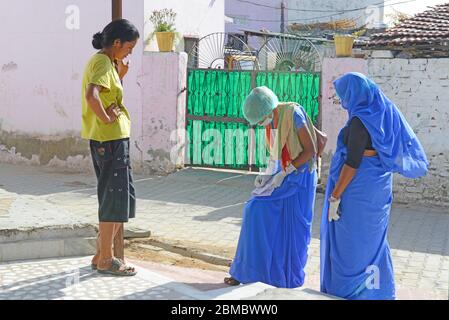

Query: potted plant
<box><xmin>148</xmin><ymin>8</ymin><xmax>177</xmax><ymax>52</ymax></box>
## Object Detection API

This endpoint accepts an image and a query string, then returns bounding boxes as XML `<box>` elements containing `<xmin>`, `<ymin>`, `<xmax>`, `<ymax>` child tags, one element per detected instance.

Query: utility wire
<box><xmin>229</xmin><ymin>0</ymin><xmax>417</xmax><ymax>22</ymax></box>
<box><xmin>235</xmin><ymin>0</ymin><xmax>411</xmax><ymax>12</ymax></box>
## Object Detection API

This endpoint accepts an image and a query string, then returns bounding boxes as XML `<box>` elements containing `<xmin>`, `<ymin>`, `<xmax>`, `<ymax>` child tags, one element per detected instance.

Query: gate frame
<box><xmin>185</xmin><ymin>32</ymin><xmax>323</xmax><ymax>172</ymax></box>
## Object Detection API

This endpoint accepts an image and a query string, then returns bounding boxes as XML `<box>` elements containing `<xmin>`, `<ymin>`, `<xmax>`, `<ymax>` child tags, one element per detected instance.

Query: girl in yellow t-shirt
<box><xmin>81</xmin><ymin>19</ymin><xmax>139</xmax><ymax>276</ymax></box>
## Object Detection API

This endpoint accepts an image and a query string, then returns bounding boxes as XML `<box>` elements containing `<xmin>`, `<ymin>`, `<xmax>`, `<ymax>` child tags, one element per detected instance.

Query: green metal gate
<box><xmin>186</xmin><ymin>69</ymin><xmax>321</xmax><ymax>170</ymax></box>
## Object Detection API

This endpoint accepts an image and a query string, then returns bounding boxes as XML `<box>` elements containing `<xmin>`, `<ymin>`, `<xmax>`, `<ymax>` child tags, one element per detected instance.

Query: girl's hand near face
<box><xmin>114</xmin><ymin>58</ymin><xmax>130</xmax><ymax>80</ymax></box>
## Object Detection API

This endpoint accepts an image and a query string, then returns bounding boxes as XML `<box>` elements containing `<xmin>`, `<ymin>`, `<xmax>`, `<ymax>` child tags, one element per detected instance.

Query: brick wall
<box><xmin>321</xmin><ymin>57</ymin><xmax>449</xmax><ymax>207</ymax></box>
<box><xmin>367</xmin><ymin>58</ymin><xmax>449</xmax><ymax>207</ymax></box>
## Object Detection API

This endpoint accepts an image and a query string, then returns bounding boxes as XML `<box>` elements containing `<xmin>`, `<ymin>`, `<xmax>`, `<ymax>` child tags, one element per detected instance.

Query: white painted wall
<box><xmin>144</xmin><ymin>0</ymin><xmax>225</xmax><ymax>52</ymax></box>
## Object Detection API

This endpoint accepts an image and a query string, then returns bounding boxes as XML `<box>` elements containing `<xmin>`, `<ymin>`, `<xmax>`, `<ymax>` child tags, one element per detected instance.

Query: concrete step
<box><xmin>205</xmin><ymin>283</ymin><xmax>341</xmax><ymax>300</ymax></box>
<box><xmin>246</xmin><ymin>287</ymin><xmax>342</xmax><ymax>300</ymax></box>
<box><xmin>0</xmin><ymin>224</ymin><xmax>96</xmax><ymax>262</ymax></box>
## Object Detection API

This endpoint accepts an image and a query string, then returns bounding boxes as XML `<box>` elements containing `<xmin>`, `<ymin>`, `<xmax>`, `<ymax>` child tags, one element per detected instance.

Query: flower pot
<box><xmin>155</xmin><ymin>32</ymin><xmax>175</xmax><ymax>52</ymax></box>
<box><xmin>334</xmin><ymin>35</ymin><xmax>354</xmax><ymax>57</ymax></box>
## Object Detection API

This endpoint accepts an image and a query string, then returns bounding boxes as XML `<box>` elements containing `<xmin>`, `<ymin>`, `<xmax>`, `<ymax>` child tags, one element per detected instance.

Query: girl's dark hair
<box><xmin>92</xmin><ymin>19</ymin><xmax>140</xmax><ymax>50</ymax></box>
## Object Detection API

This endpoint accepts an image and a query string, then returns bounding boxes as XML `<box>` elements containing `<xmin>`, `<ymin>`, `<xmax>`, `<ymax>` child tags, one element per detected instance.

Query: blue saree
<box><xmin>320</xmin><ymin>73</ymin><xmax>428</xmax><ymax>299</ymax></box>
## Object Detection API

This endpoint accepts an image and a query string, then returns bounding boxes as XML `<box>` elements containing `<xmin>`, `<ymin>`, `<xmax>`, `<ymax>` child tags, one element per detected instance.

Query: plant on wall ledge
<box><xmin>150</xmin><ymin>8</ymin><xmax>176</xmax><ymax>32</ymax></box>
<box><xmin>147</xmin><ymin>8</ymin><xmax>180</xmax><ymax>52</ymax></box>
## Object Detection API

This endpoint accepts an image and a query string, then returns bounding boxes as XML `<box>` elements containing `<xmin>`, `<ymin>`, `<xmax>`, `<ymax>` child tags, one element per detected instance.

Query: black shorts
<box><xmin>90</xmin><ymin>138</ymin><xmax>136</xmax><ymax>222</ymax></box>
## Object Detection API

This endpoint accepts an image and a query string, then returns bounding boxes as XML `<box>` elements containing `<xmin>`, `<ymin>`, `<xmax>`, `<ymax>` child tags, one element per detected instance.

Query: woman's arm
<box><xmin>85</xmin><ymin>84</ymin><xmax>121</xmax><ymax>124</ymax></box>
<box><xmin>291</xmin><ymin>126</ymin><xmax>315</xmax><ymax>169</ymax></box>
<box><xmin>331</xmin><ymin>117</ymin><xmax>370</xmax><ymax>199</ymax></box>
<box><xmin>313</xmin><ymin>126</ymin><xmax>328</xmax><ymax>158</ymax></box>
<box><xmin>331</xmin><ymin>165</ymin><xmax>357</xmax><ymax>198</ymax></box>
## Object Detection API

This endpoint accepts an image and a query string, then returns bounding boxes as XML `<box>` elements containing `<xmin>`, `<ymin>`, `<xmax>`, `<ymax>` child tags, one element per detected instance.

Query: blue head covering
<box><xmin>333</xmin><ymin>72</ymin><xmax>428</xmax><ymax>178</ymax></box>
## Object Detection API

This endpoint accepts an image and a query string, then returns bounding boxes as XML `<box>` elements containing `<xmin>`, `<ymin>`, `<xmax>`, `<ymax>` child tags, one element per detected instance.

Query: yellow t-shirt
<box><xmin>81</xmin><ymin>53</ymin><xmax>131</xmax><ymax>142</ymax></box>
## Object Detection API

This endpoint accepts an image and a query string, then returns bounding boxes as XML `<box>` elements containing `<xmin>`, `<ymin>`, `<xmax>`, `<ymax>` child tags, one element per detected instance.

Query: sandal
<box><xmin>224</xmin><ymin>277</ymin><xmax>240</xmax><ymax>286</ymax></box>
<box><xmin>97</xmin><ymin>258</ymin><xmax>137</xmax><ymax>276</ymax></box>
<box><xmin>91</xmin><ymin>258</ymin><xmax>135</xmax><ymax>272</ymax></box>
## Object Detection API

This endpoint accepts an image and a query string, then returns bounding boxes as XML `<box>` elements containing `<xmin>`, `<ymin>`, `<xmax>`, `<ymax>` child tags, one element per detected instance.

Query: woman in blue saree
<box><xmin>224</xmin><ymin>86</ymin><xmax>326</xmax><ymax>288</ymax></box>
<box><xmin>320</xmin><ymin>72</ymin><xmax>428</xmax><ymax>300</ymax></box>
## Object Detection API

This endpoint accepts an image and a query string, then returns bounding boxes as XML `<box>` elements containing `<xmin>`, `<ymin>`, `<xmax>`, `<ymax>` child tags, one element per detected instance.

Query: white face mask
<box><xmin>259</xmin><ymin>115</ymin><xmax>273</xmax><ymax>127</ymax></box>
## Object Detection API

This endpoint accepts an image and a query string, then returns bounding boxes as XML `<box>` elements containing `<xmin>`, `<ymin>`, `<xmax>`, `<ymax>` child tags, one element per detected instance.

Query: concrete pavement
<box><xmin>0</xmin><ymin>163</ymin><xmax>448</xmax><ymax>299</ymax></box>
<box><xmin>0</xmin><ymin>256</ymin><xmax>336</xmax><ymax>300</ymax></box>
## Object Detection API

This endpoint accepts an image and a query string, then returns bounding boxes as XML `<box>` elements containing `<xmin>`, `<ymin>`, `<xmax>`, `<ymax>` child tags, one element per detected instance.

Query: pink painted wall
<box><xmin>321</xmin><ymin>57</ymin><xmax>368</xmax><ymax>154</ymax></box>
<box><xmin>122</xmin><ymin>0</ymin><xmax>145</xmax><ymax>164</ymax></box>
<box><xmin>0</xmin><ymin>0</ymin><xmax>111</xmax><ymax>135</ymax></box>
<box><xmin>0</xmin><ymin>0</ymin><xmax>188</xmax><ymax>173</ymax></box>
<box><xmin>140</xmin><ymin>52</ymin><xmax>187</xmax><ymax>172</ymax></box>
<box><xmin>0</xmin><ymin>0</ymin><xmax>147</xmax><ymax>168</ymax></box>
